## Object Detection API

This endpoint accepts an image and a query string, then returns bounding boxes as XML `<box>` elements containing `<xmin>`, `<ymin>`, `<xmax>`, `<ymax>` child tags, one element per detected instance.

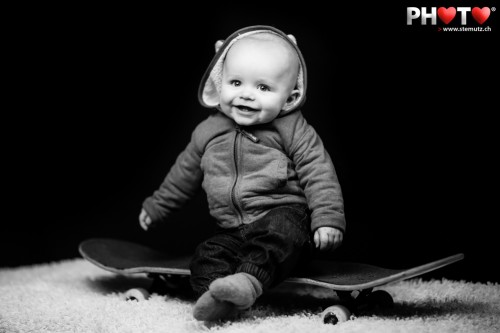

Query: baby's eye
<box><xmin>257</xmin><ymin>84</ymin><xmax>270</xmax><ymax>92</ymax></box>
<box><xmin>230</xmin><ymin>80</ymin><xmax>241</xmax><ymax>87</ymax></box>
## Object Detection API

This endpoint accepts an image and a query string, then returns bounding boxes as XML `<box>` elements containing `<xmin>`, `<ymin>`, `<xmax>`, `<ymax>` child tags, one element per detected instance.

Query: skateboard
<box><xmin>79</xmin><ymin>238</ymin><xmax>464</xmax><ymax>325</ymax></box>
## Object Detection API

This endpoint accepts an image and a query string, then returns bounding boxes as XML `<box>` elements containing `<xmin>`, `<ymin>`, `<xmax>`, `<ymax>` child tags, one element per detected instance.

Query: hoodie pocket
<box><xmin>240</xmin><ymin>144</ymin><xmax>290</xmax><ymax>194</ymax></box>
<box><xmin>273</xmin><ymin>154</ymin><xmax>288</xmax><ymax>187</ymax></box>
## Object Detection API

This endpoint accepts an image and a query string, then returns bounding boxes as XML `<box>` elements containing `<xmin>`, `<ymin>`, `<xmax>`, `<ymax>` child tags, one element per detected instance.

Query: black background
<box><xmin>3</xmin><ymin>3</ymin><xmax>498</xmax><ymax>284</ymax></box>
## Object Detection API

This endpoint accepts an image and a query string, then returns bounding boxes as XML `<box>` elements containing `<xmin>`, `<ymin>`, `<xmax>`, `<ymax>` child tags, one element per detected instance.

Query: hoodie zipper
<box><xmin>231</xmin><ymin>126</ymin><xmax>259</xmax><ymax>223</ymax></box>
<box><xmin>235</xmin><ymin>126</ymin><xmax>259</xmax><ymax>143</ymax></box>
<box><xmin>231</xmin><ymin>130</ymin><xmax>243</xmax><ymax>222</ymax></box>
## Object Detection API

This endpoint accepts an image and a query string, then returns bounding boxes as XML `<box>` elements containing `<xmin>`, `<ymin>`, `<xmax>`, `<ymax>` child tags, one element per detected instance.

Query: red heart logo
<box><xmin>471</xmin><ymin>7</ymin><xmax>491</xmax><ymax>25</ymax></box>
<box><xmin>438</xmin><ymin>7</ymin><xmax>456</xmax><ymax>25</ymax></box>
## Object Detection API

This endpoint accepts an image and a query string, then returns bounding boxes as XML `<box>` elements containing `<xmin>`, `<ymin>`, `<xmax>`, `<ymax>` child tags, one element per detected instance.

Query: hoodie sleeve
<box><xmin>142</xmin><ymin>129</ymin><xmax>204</xmax><ymax>224</ymax></box>
<box><xmin>286</xmin><ymin>113</ymin><xmax>346</xmax><ymax>233</ymax></box>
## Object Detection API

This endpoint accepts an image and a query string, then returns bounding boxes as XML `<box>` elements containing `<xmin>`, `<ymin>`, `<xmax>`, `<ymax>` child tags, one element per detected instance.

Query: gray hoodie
<box><xmin>143</xmin><ymin>25</ymin><xmax>345</xmax><ymax>233</ymax></box>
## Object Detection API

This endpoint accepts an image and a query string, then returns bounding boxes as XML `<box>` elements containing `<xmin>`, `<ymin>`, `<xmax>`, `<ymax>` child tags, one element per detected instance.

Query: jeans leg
<box><xmin>189</xmin><ymin>230</ymin><xmax>242</xmax><ymax>297</ymax></box>
<box><xmin>236</xmin><ymin>205</ymin><xmax>312</xmax><ymax>288</ymax></box>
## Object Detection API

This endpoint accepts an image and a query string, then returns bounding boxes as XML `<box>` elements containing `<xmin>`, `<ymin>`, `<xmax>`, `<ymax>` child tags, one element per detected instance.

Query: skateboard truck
<box><xmin>124</xmin><ymin>273</ymin><xmax>192</xmax><ymax>301</ymax></box>
<box><xmin>320</xmin><ymin>288</ymin><xmax>394</xmax><ymax>324</ymax></box>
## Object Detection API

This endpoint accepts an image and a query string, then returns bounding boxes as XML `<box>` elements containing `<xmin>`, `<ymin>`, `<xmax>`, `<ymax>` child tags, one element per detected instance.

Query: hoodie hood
<box><xmin>198</xmin><ymin>25</ymin><xmax>307</xmax><ymax>116</ymax></box>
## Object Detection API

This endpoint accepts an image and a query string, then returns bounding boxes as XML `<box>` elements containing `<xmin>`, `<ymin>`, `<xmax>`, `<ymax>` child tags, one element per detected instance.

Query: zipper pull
<box><xmin>236</xmin><ymin>126</ymin><xmax>259</xmax><ymax>143</ymax></box>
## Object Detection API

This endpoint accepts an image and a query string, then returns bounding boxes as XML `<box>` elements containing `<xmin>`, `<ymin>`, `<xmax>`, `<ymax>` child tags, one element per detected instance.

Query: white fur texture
<box><xmin>1</xmin><ymin>259</ymin><xmax>499</xmax><ymax>333</ymax></box>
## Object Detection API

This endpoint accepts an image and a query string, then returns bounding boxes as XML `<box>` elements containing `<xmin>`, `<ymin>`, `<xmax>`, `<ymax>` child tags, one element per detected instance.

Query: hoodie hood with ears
<box><xmin>198</xmin><ymin>25</ymin><xmax>308</xmax><ymax>116</ymax></box>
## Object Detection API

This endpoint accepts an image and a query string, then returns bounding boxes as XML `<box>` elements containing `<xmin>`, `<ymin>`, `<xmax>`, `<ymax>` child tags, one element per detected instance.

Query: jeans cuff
<box><xmin>190</xmin><ymin>274</ymin><xmax>222</xmax><ymax>297</ymax></box>
<box><xmin>236</xmin><ymin>263</ymin><xmax>271</xmax><ymax>287</ymax></box>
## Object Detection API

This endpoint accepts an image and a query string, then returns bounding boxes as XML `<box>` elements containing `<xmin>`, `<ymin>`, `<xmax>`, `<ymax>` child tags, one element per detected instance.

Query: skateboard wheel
<box><xmin>124</xmin><ymin>288</ymin><xmax>150</xmax><ymax>301</ymax></box>
<box><xmin>321</xmin><ymin>305</ymin><xmax>351</xmax><ymax>325</ymax></box>
<box><xmin>368</xmin><ymin>290</ymin><xmax>394</xmax><ymax>309</ymax></box>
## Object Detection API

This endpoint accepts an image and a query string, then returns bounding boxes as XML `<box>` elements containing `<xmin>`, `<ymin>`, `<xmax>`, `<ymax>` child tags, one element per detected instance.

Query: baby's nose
<box><xmin>240</xmin><ymin>88</ymin><xmax>255</xmax><ymax>100</ymax></box>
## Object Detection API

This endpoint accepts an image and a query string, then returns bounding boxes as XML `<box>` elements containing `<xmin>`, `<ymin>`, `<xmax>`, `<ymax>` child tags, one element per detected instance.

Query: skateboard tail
<box><xmin>385</xmin><ymin>253</ymin><xmax>464</xmax><ymax>283</ymax></box>
<box><xmin>286</xmin><ymin>253</ymin><xmax>465</xmax><ymax>291</ymax></box>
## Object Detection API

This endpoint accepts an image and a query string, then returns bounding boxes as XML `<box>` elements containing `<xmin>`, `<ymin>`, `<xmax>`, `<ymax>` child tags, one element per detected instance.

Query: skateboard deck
<box><xmin>79</xmin><ymin>238</ymin><xmax>464</xmax><ymax>291</ymax></box>
<box><xmin>79</xmin><ymin>238</ymin><xmax>464</xmax><ymax>324</ymax></box>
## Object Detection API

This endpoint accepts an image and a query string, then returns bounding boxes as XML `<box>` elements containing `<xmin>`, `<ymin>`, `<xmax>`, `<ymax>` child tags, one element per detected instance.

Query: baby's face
<box><xmin>219</xmin><ymin>37</ymin><xmax>298</xmax><ymax>126</ymax></box>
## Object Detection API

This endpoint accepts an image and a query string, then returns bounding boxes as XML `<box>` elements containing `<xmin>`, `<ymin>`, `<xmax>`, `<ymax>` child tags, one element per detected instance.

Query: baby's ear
<box><xmin>285</xmin><ymin>89</ymin><xmax>300</xmax><ymax>106</ymax></box>
<box><xmin>287</xmin><ymin>34</ymin><xmax>297</xmax><ymax>45</ymax></box>
<box><xmin>215</xmin><ymin>40</ymin><xmax>224</xmax><ymax>53</ymax></box>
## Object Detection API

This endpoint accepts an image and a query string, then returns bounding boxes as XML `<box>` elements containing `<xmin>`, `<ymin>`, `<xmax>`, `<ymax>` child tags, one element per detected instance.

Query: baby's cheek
<box><xmin>219</xmin><ymin>103</ymin><xmax>234</xmax><ymax>120</ymax></box>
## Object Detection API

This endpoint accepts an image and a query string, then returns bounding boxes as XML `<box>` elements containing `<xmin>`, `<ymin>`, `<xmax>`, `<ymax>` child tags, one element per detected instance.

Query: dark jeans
<box><xmin>189</xmin><ymin>205</ymin><xmax>313</xmax><ymax>296</ymax></box>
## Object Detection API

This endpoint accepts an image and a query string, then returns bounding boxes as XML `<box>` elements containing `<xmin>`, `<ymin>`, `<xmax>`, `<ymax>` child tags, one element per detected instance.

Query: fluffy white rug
<box><xmin>0</xmin><ymin>259</ymin><xmax>499</xmax><ymax>333</ymax></box>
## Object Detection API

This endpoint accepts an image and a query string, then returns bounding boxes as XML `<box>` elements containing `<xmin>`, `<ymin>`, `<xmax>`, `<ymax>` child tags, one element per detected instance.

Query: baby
<box><xmin>139</xmin><ymin>25</ymin><xmax>346</xmax><ymax>321</ymax></box>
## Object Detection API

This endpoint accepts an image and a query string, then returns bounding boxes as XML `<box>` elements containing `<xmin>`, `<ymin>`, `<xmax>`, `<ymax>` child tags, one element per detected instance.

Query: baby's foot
<box><xmin>209</xmin><ymin>273</ymin><xmax>263</xmax><ymax>310</ymax></box>
<box><xmin>193</xmin><ymin>290</ymin><xmax>238</xmax><ymax>322</ymax></box>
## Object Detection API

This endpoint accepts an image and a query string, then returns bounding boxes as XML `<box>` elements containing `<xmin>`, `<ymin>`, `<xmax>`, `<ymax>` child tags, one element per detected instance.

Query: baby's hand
<box><xmin>139</xmin><ymin>209</ymin><xmax>153</xmax><ymax>231</ymax></box>
<box><xmin>314</xmin><ymin>227</ymin><xmax>343</xmax><ymax>252</ymax></box>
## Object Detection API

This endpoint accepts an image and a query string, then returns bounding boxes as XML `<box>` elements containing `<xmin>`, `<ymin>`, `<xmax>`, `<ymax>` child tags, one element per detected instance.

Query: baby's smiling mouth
<box><xmin>235</xmin><ymin>105</ymin><xmax>258</xmax><ymax>112</ymax></box>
